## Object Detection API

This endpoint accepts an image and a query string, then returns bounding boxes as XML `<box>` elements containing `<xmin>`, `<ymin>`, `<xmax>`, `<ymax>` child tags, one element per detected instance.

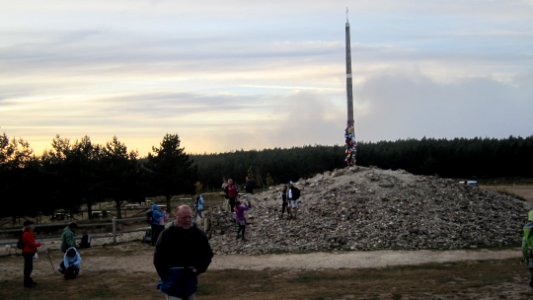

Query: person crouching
<box><xmin>62</xmin><ymin>247</ymin><xmax>81</xmax><ymax>279</ymax></box>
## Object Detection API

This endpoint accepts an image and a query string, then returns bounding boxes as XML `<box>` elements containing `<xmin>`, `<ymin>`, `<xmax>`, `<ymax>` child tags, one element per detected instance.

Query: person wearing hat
<box><xmin>21</xmin><ymin>220</ymin><xmax>42</xmax><ymax>288</ymax></box>
<box><xmin>522</xmin><ymin>210</ymin><xmax>533</xmax><ymax>288</ymax></box>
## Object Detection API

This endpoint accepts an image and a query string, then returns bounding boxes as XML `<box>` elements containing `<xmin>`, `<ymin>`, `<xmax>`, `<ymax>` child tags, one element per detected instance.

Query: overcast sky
<box><xmin>1</xmin><ymin>1</ymin><xmax>532</xmax><ymax>156</ymax></box>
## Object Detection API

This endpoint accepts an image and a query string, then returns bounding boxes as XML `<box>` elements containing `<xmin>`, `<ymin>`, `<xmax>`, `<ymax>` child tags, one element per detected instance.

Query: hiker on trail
<box><xmin>280</xmin><ymin>184</ymin><xmax>288</xmax><ymax>219</ymax></box>
<box><xmin>287</xmin><ymin>181</ymin><xmax>301</xmax><ymax>220</ymax></box>
<box><xmin>225</xmin><ymin>178</ymin><xmax>239</xmax><ymax>212</ymax></box>
<box><xmin>194</xmin><ymin>194</ymin><xmax>205</xmax><ymax>222</ymax></box>
<box><xmin>60</xmin><ymin>222</ymin><xmax>78</xmax><ymax>252</ymax></box>
<box><xmin>151</xmin><ymin>204</ymin><xmax>165</xmax><ymax>246</ymax></box>
<box><xmin>62</xmin><ymin>247</ymin><xmax>81</xmax><ymax>280</ymax></box>
<box><xmin>154</xmin><ymin>205</ymin><xmax>213</xmax><ymax>300</ymax></box>
<box><xmin>234</xmin><ymin>199</ymin><xmax>249</xmax><ymax>241</ymax></box>
<box><xmin>21</xmin><ymin>220</ymin><xmax>42</xmax><ymax>288</ymax></box>
<box><xmin>245</xmin><ymin>176</ymin><xmax>255</xmax><ymax>194</ymax></box>
<box><xmin>522</xmin><ymin>210</ymin><xmax>533</xmax><ymax>288</ymax></box>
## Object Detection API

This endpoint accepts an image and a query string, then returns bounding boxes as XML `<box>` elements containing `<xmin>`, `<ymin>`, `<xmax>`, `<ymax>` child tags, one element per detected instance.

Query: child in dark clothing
<box><xmin>234</xmin><ymin>200</ymin><xmax>249</xmax><ymax>241</ymax></box>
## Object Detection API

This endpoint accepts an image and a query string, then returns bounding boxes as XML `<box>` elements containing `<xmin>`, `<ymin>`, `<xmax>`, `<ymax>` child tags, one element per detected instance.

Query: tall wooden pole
<box><xmin>344</xmin><ymin>9</ymin><xmax>357</xmax><ymax>166</ymax></box>
<box><xmin>345</xmin><ymin>15</ymin><xmax>354</xmax><ymax>127</ymax></box>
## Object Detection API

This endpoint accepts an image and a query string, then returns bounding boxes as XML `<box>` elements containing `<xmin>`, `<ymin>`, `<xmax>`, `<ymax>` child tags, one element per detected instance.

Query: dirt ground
<box><xmin>1</xmin><ymin>242</ymin><xmax>533</xmax><ymax>299</ymax></box>
<box><xmin>2</xmin><ymin>182</ymin><xmax>532</xmax><ymax>299</ymax></box>
<box><xmin>481</xmin><ymin>184</ymin><xmax>533</xmax><ymax>203</ymax></box>
<box><xmin>0</xmin><ymin>242</ymin><xmax>523</xmax><ymax>280</ymax></box>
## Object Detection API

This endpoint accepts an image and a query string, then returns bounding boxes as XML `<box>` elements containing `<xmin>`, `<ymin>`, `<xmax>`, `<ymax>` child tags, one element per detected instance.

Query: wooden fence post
<box><xmin>112</xmin><ymin>217</ymin><xmax>117</xmax><ymax>243</ymax></box>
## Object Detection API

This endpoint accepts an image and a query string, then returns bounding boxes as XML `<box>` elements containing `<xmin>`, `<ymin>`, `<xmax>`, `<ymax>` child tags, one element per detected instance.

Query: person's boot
<box><xmin>23</xmin><ymin>279</ymin><xmax>34</xmax><ymax>288</ymax></box>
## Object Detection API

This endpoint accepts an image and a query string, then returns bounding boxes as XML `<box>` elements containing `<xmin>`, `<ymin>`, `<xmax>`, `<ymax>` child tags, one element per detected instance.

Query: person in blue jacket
<box><xmin>62</xmin><ymin>247</ymin><xmax>81</xmax><ymax>279</ymax></box>
<box><xmin>151</xmin><ymin>204</ymin><xmax>165</xmax><ymax>246</ymax></box>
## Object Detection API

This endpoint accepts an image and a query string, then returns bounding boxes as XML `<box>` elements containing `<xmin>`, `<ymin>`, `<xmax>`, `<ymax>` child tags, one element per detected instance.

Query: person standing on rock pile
<box><xmin>287</xmin><ymin>181</ymin><xmax>300</xmax><ymax>220</ymax></box>
<box><xmin>221</xmin><ymin>176</ymin><xmax>230</xmax><ymax>212</ymax></box>
<box><xmin>280</xmin><ymin>184</ymin><xmax>288</xmax><ymax>219</ymax></box>
<box><xmin>225</xmin><ymin>178</ymin><xmax>239</xmax><ymax>213</ymax></box>
<box><xmin>234</xmin><ymin>199</ymin><xmax>249</xmax><ymax>241</ymax></box>
<box><xmin>522</xmin><ymin>210</ymin><xmax>533</xmax><ymax>288</ymax></box>
<box><xmin>244</xmin><ymin>176</ymin><xmax>255</xmax><ymax>208</ymax></box>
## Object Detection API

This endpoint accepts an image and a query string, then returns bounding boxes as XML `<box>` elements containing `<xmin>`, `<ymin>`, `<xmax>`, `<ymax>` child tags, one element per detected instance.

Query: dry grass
<box><xmin>480</xmin><ymin>184</ymin><xmax>533</xmax><ymax>202</ymax></box>
<box><xmin>1</xmin><ymin>258</ymin><xmax>532</xmax><ymax>300</ymax></box>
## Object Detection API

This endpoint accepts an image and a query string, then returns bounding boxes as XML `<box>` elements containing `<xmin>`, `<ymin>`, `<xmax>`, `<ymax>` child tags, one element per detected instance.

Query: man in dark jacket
<box><xmin>154</xmin><ymin>205</ymin><xmax>213</xmax><ymax>300</ymax></box>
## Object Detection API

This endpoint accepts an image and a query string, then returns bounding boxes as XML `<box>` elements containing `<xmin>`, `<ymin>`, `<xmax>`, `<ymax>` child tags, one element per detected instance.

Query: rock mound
<box><xmin>208</xmin><ymin>167</ymin><xmax>526</xmax><ymax>255</ymax></box>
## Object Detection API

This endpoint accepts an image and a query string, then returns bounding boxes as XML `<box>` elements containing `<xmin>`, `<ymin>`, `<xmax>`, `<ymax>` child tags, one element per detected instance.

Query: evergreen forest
<box><xmin>1</xmin><ymin>132</ymin><xmax>532</xmax><ymax>219</ymax></box>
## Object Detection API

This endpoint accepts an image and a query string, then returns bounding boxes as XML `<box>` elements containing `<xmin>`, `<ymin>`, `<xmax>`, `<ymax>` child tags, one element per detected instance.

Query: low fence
<box><xmin>0</xmin><ymin>216</ymin><xmax>169</xmax><ymax>256</ymax></box>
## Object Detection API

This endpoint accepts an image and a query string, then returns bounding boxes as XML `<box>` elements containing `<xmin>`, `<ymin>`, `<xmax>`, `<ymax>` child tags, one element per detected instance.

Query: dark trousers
<box><xmin>229</xmin><ymin>197</ymin><xmax>237</xmax><ymax>212</ymax></box>
<box><xmin>64</xmin><ymin>265</ymin><xmax>80</xmax><ymax>279</ymax></box>
<box><xmin>23</xmin><ymin>252</ymin><xmax>34</xmax><ymax>285</ymax></box>
<box><xmin>151</xmin><ymin>224</ymin><xmax>164</xmax><ymax>245</ymax></box>
<box><xmin>281</xmin><ymin>202</ymin><xmax>288</xmax><ymax>215</ymax></box>
<box><xmin>237</xmin><ymin>221</ymin><xmax>246</xmax><ymax>239</ymax></box>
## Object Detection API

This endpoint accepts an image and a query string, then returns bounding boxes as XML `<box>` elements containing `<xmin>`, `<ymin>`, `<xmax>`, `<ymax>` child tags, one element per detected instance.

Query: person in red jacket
<box><xmin>21</xmin><ymin>220</ymin><xmax>42</xmax><ymax>288</ymax></box>
<box><xmin>225</xmin><ymin>178</ymin><xmax>239</xmax><ymax>212</ymax></box>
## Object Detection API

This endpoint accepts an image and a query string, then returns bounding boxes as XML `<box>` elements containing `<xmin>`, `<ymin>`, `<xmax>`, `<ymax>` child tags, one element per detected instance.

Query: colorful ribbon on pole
<box><xmin>344</xmin><ymin>125</ymin><xmax>357</xmax><ymax>166</ymax></box>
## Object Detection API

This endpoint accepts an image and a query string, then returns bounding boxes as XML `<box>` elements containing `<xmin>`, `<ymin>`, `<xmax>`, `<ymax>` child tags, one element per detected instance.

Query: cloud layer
<box><xmin>1</xmin><ymin>1</ymin><xmax>532</xmax><ymax>155</ymax></box>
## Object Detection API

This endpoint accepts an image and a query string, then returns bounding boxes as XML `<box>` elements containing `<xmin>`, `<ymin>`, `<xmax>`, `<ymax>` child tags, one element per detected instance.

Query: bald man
<box><xmin>154</xmin><ymin>205</ymin><xmax>213</xmax><ymax>300</ymax></box>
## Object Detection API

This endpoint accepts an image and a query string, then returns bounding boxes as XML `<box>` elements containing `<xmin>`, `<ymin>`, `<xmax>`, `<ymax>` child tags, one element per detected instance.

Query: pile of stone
<box><xmin>207</xmin><ymin>166</ymin><xmax>527</xmax><ymax>255</ymax></box>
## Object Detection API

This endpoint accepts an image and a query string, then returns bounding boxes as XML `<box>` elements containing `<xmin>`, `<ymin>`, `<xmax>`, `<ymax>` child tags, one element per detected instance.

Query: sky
<box><xmin>1</xmin><ymin>0</ymin><xmax>532</xmax><ymax>156</ymax></box>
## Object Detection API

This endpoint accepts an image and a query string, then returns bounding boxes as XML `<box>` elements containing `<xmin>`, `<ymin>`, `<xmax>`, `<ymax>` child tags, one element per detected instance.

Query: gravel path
<box><xmin>0</xmin><ymin>246</ymin><xmax>521</xmax><ymax>281</ymax></box>
<box><xmin>209</xmin><ymin>248</ymin><xmax>521</xmax><ymax>270</ymax></box>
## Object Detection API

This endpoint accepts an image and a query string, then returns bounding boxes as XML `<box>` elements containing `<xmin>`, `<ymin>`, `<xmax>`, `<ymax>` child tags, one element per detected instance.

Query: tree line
<box><xmin>193</xmin><ymin>136</ymin><xmax>533</xmax><ymax>190</ymax></box>
<box><xmin>1</xmin><ymin>132</ymin><xmax>532</xmax><ymax>219</ymax></box>
<box><xmin>357</xmin><ymin>136</ymin><xmax>533</xmax><ymax>179</ymax></box>
<box><xmin>0</xmin><ymin>133</ymin><xmax>196</xmax><ymax>219</ymax></box>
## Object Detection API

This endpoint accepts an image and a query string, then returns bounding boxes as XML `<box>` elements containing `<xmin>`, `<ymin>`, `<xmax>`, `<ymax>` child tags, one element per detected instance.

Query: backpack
<box><xmin>197</xmin><ymin>196</ymin><xmax>205</xmax><ymax>210</ymax></box>
<box><xmin>291</xmin><ymin>187</ymin><xmax>300</xmax><ymax>200</ymax></box>
<box><xmin>79</xmin><ymin>234</ymin><xmax>91</xmax><ymax>248</ymax></box>
<box><xmin>146</xmin><ymin>210</ymin><xmax>153</xmax><ymax>224</ymax></box>
<box><xmin>17</xmin><ymin>232</ymin><xmax>24</xmax><ymax>249</ymax></box>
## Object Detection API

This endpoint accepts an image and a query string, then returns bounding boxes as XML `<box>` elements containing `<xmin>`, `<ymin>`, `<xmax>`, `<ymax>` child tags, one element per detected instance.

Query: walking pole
<box><xmin>44</xmin><ymin>249</ymin><xmax>57</xmax><ymax>274</ymax></box>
